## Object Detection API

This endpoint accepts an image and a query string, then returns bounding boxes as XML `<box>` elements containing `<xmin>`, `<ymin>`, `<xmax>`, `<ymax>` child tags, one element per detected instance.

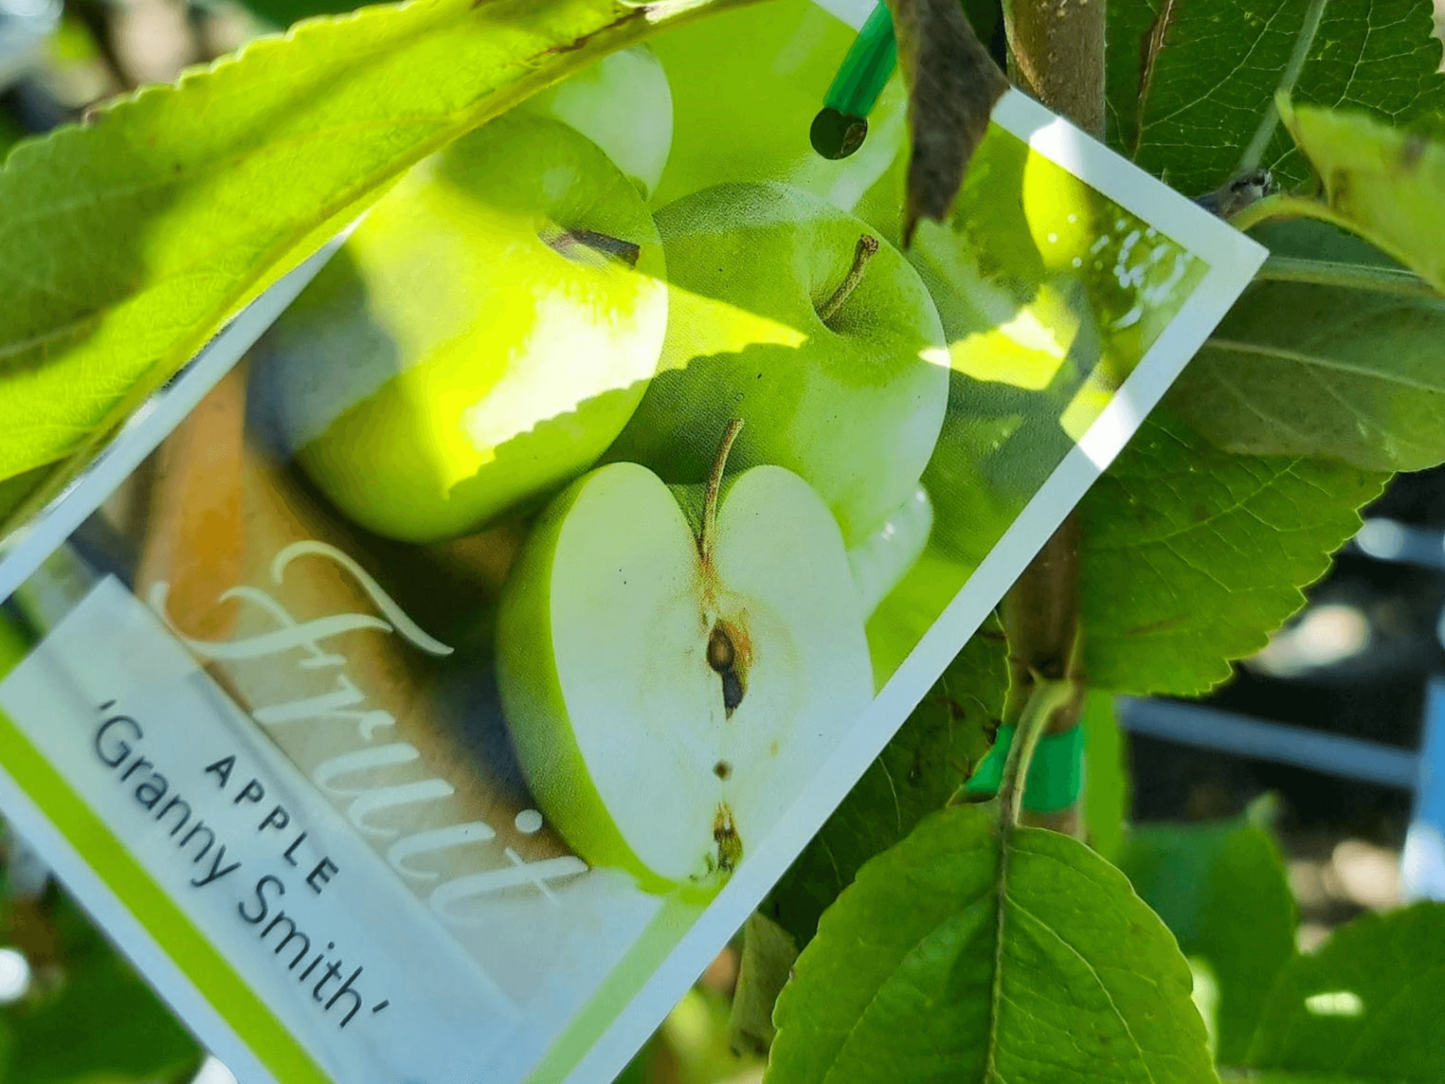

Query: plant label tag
<box><xmin>0</xmin><ymin>3</ymin><xmax>1265</xmax><ymax>1081</ymax></box>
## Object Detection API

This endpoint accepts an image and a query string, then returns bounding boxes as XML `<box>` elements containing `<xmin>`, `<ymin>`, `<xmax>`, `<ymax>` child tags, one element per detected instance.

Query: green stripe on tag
<box><xmin>524</xmin><ymin>894</ymin><xmax>703</xmax><ymax>1084</ymax></box>
<box><xmin>0</xmin><ymin>674</ymin><xmax>333</xmax><ymax>1084</ymax></box>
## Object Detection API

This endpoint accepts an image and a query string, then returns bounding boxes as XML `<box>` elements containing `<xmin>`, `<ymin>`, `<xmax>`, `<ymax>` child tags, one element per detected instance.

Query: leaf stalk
<box><xmin>997</xmin><ymin>677</ymin><xmax>1076</xmax><ymax>827</ymax></box>
<box><xmin>1236</xmin><ymin>0</ymin><xmax>1330</xmax><ymax>175</ymax></box>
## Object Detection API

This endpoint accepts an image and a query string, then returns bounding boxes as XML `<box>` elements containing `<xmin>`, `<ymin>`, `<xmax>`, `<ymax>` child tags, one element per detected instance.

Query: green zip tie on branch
<box><xmin>963</xmin><ymin>724</ymin><xmax>1086</xmax><ymax>813</ymax></box>
<box><xmin>810</xmin><ymin>1</ymin><xmax>898</xmax><ymax>160</ymax></box>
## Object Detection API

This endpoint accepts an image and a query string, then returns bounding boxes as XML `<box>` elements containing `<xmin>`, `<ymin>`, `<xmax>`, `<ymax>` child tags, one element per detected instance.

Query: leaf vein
<box><xmin>1006</xmin><ymin>894</ymin><xmax>1160</xmax><ymax>1084</ymax></box>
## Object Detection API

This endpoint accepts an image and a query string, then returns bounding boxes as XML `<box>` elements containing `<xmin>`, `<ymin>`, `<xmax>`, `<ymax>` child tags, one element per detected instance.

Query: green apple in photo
<box><xmin>847</xmin><ymin>485</ymin><xmax>933</xmax><ymax>620</ymax></box>
<box><xmin>863</xmin><ymin>550</ymin><xmax>972</xmax><ymax>688</ymax></box>
<box><xmin>909</xmin><ymin>220</ymin><xmax>1087</xmax><ymax>393</ymax></box>
<box><xmin>648</xmin><ymin>0</ymin><xmax>907</xmax><ymax>212</ymax></box>
<box><xmin>257</xmin><ymin>113</ymin><xmax>668</xmax><ymax>543</ymax></box>
<box><xmin>959</xmin><ymin>136</ymin><xmax>1205</xmax><ymax>371</ymax></box>
<box><xmin>606</xmin><ymin>182</ymin><xmax>949</xmax><ymax>547</ymax></box>
<box><xmin>518</xmin><ymin>44</ymin><xmax>673</xmax><ymax>197</ymax></box>
<box><xmin>496</xmin><ymin>427</ymin><xmax>873</xmax><ymax>896</ymax></box>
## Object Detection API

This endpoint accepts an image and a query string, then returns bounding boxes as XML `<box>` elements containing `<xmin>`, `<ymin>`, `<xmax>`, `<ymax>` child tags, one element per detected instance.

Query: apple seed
<box><xmin>707</xmin><ymin>625</ymin><xmax>735</xmax><ymax>670</ymax></box>
<box><xmin>695</xmin><ymin>425</ymin><xmax>751</xmax><ymax>719</ymax></box>
<box><xmin>721</xmin><ymin>669</ymin><xmax>745</xmax><ymax>716</ymax></box>
<box><xmin>707</xmin><ymin>623</ymin><xmax>747</xmax><ymax>715</ymax></box>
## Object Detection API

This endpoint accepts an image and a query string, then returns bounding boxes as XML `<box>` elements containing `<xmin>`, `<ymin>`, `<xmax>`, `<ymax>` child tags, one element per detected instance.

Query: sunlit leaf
<box><xmin>0</xmin><ymin>0</ymin><xmax>732</xmax><ymax>533</ymax></box>
<box><xmin>1080</xmin><ymin>408</ymin><xmax>1386</xmax><ymax>696</ymax></box>
<box><xmin>1280</xmin><ymin>102</ymin><xmax>1445</xmax><ymax>294</ymax></box>
<box><xmin>1248</xmin><ymin>903</ymin><xmax>1445</xmax><ymax>1080</ymax></box>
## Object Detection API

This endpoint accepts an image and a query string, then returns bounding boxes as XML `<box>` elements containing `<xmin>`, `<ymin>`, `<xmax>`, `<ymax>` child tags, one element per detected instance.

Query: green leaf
<box><xmin>1080</xmin><ymin>407</ymin><xmax>1387</xmax><ymax>696</ymax></box>
<box><xmin>1119</xmin><ymin>810</ymin><xmax>1296</xmax><ymax>1066</ymax></box>
<box><xmin>612</xmin><ymin>1048</ymin><xmax>650</xmax><ymax>1084</ymax></box>
<box><xmin>766</xmin><ymin>804</ymin><xmax>1217</xmax><ymax>1084</ymax></box>
<box><xmin>0</xmin><ymin>113</ymin><xmax>22</xmax><ymax>156</ymax></box>
<box><xmin>1106</xmin><ymin>0</ymin><xmax>1445</xmax><ymax>196</ymax></box>
<box><xmin>728</xmin><ymin>912</ymin><xmax>798</xmax><ymax>1057</ymax></box>
<box><xmin>0</xmin><ymin>0</ymin><xmax>728</xmax><ymax>529</ymax></box>
<box><xmin>1169</xmin><ymin>219</ymin><xmax>1445</xmax><ymax>473</ymax></box>
<box><xmin>1</xmin><ymin>888</ymin><xmax>201</xmax><ymax>1083</ymax></box>
<box><xmin>766</xmin><ymin>622</ymin><xmax>1006</xmax><ymax>944</ymax></box>
<box><xmin>1242</xmin><ymin>1075</ymin><xmax>1390</xmax><ymax>1084</ymax></box>
<box><xmin>0</xmin><ymin>467</ymin><xmax>48</xmax><ymax>530</ymax></box>
<box><xmin>1081</xmin><ymin>690</ymin><xmax>1128</xmax><ymax>865</ymax></box>
<box><xmin>1248</xmin><ymin>903</ymin><xmax>1445</xmax><ymax>1081</ymax></box>
<box><xmin>1278</xmin><ymin>102</ymin><xmax>1445</xmax><ymax>295</ymax></box>
<box><xmin>960</xmin><ymin>0</ymin><xmax>1001</xmax><ymax>45</ymax></box>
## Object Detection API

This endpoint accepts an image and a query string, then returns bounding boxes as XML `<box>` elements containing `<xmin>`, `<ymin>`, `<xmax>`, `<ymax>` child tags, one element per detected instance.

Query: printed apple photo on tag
<box><xmin>0</xmin><ymin>2</ymin><xmax>1265</xmax><ymax>1083</ymax></box>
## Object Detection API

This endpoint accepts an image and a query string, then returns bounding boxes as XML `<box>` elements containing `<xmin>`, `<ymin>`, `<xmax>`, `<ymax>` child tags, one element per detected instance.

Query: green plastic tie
<box><xmin>810</xmin><ymin>2</ymin><xmax>898</xmax><ymax>160</ymax></box>
<box><xmin>963</xmin><ymin>724</ymin><xmax>1086</xmax><ymax>813</ymax></box>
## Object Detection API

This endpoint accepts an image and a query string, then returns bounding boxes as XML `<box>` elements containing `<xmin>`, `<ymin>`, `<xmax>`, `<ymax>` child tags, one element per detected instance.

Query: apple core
<box><xmin>496</xmin><ymin>454</ymin><xmax>874</xmax><ymax>896</ymax></box>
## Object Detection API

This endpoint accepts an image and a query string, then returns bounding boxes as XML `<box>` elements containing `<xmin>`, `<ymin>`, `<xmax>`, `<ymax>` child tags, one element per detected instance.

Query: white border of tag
<box><xmin>0</xmin><ymin>10</ymin><xmax>1268</xmax><ymax>1081</ymax></box>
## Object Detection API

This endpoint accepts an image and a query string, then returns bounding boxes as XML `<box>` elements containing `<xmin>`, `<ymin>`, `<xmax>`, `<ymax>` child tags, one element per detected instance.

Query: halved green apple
<box><xmin>496</xmin><ymin>431</ymin><xmax>872</xmax><ymax>897</ymax></box>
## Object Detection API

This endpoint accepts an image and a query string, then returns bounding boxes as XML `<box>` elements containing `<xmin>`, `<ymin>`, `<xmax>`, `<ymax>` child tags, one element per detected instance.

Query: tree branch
<box><xmin>1002</xmin><ymin>0</ymin><xmax>1106</xmax><ymax>139</ymax></box>
<box><xmin>998</xmin><ymin>0</ymin><xmax>1106</xmax><ymax>835</ymax></box>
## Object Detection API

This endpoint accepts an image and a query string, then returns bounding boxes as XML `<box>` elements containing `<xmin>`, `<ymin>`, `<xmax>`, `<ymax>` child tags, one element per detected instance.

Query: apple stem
<box><xmin>700</xmin><ymin>418</ymin><xmax>745</xmax><ymax>567</ymax></box>
<box><xmin>817</xmin><ymin>234</ymin><xmax>881</xmax><ymax>324</ymax></box>
<box><xmin>541</xmin><ymin>227</ymin><xmax>642</xmax><ymax>269</ymax></box>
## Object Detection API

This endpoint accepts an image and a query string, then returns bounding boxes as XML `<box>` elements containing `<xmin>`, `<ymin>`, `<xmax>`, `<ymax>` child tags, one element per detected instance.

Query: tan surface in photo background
<box><xmin>130</xmin><ymin>364</ymin><xmax>579</xmax><ymax>903</ymax></box>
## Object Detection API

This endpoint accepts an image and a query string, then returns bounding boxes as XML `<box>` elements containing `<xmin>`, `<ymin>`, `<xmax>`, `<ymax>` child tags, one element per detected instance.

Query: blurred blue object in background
<box><xmin>0</xmin><ymin>0</ymin><xmax>60</xmax><ymax>91</ymax></box>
